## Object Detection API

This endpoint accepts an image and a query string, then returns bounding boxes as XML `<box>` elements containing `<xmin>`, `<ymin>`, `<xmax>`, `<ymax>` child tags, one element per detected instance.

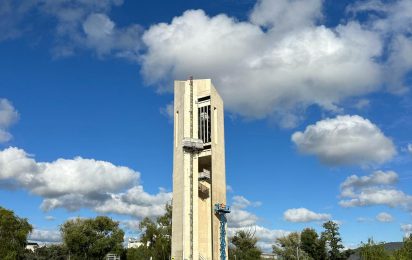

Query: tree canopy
<box><xmin>301</xmin><ymin>228</ymin><xmax>327</xmax><ymax>260</ymax></box>
<box><xmin>321</xmin><ymin>221</ymin><xmax>346</xmax><ymax>260</ymax></box>
<box><xmin>392</xmin><ymin>234</ymin><xmax>412</xmax><ymax>260</ymax></box>
<box><xmin>0</xmin><ymin>206</ymin><xmax>33</xmax><ymax>260</ymax></box>
<box><xmin>358</xmin><ymin>238</ymin><xmax>389</xmax><ymax>260</ymax></box>
<box><xmin>24</xmin><ymin>244</ymin><xmax>68</xmax><ymax>260</ymax></box>
<box><xmin>61</xmin><ymin>216</ymin><xmax>124</xmax><ymax>260</ymax></box>
<box><xmin>229</xmin><ymin>229</ymin><xmax>262</xmax><ymax>260</ymax></box>
<box><xmin>127</xmin><ymin>203</ymin><xmax>172</xmax><ymax>260</ymax></box>
<box><xmin>273</xmin><ymin>232</ymin><xmax>311</xmax><ymax>260</ymax></box>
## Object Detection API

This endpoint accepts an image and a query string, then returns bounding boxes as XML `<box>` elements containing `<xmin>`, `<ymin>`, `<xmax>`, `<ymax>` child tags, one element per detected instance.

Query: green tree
<box><xmin>393</xmin><ymin>234</ymin><xmax>412</xmax><ymax>260</ymax></box>
<box><xmin>0</xmin><ymin>206</ymin><xmax>33</xmax><ymax>260</ymax></box>
<box><xmin>301</xmin><ymin>228</ymin><xmax>327</xmax><ymax>260</ymax></box>
<box><xmin>126</xmin><ymin>246</ymin><xmax>152</xmax><ymax>259</ymax></box>
<box><xmin>273</xmin><ymin>232</ymin><xmax>311</xmax><ymax>260</ymax></box>
<box><xmin>358</xmin><ymin>238</ymin><xmax>389</xmax><ymax>260</ymax></box>
<box><xmin>61</xmin><ymin>216</ymin><xmax>124</xmax><ymax>260</ymax></box>
<box><xmin>24</xmin><ymin>244</ymin><xmax>68</xmax><ymax>260</ymax></box>
<box><xmin>137</xmin><ymin>203</ymin><xmax>172</xmax><ymax>260</ymax></box>
<box><xmin>229</xmin><ymin>229</ymin><xmax>262</xmax><ymax>260</ymax></box>
<box><xmin>321</xmin><ymin>221</ymin><xmax>345</xmax><ymax>260</ymax></box>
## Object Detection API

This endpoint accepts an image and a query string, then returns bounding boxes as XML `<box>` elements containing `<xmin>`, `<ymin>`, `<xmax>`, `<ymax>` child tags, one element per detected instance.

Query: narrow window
<box><xmin>175</xmin><ymin>111</ymin><xmax>179</xmax><ymax>147</ymax></box>
<box><xmin>214</xmin><ymin>107</ymin><xmax>218</xmax><ymax>144</ymax></box>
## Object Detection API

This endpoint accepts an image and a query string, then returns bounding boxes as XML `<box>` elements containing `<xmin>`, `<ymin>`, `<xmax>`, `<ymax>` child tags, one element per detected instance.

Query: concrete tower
<box><xmin>172</xmin><ymin>79</ymin><xmax>228</xmax><ymax>260</ymax></box>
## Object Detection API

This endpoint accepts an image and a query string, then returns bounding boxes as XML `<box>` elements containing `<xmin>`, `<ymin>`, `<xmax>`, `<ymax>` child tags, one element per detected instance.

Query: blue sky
<box><xmin>1</xmin><ymin>0</ymin><xmax>412</xmax><ymax>251</ymax></box>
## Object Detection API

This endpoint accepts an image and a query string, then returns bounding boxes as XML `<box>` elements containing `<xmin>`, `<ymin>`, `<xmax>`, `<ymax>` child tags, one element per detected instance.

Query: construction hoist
<box><xmin>214</xmin><ymin>203</ymin><xmax>231</xmax><ymax>260</ymax></box>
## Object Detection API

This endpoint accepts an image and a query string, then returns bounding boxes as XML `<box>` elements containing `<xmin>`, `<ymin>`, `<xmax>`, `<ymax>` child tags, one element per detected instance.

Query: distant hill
<box><xmin>348</xmin><ymin>242</ymin><xmax>403</xmax><ymax>260</ymax></box>
<box><xmin>383</xmin><ymin>242</ymin><xmax>403</xmax><ymax>251</ymax></box>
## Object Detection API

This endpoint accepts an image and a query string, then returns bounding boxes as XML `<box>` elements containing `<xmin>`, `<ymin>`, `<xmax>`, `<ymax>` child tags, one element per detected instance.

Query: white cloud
<box><xmin>0</xmin><ymin>99</ymin><xmax>19</xmax><ymax>143</ymax></box>
<box><xmin>339</xmin><ymin>171</ymin><xmax>412</xmax><ymax>210</ymax></box>
<box><xmin>376</xmin><ymin>212</ymin><xmax>393</xmax><ymax>222</ymax></box>
<box><xmin>357</xmin><ymin>217</ymin><xmax>373</xmax><ymax>223</ymax></box>
<box><xmin>340</xmin><ymin>188</ymin><xmax>412</xmax><ymax>208</ymax></box>
<box><xmin>159</xmin><ymin>102</ymin><xmax>174</xmax><ymax>121</ymax></box>
<box><xmin>0</xmin><ymin>147</ymin><xmax>171</xmax><ymax>218</ymax></box>
<box><xmin>0</xmin><ymin>0</ymin><xmax>38</xmax><ymax>42</ymax></box>
<box><xmin>232</xmin><ymin>195</ymin><xmax>261</xmax><ymax>209</ymax></box>
<box><xmin>94</xmin><ymin>186</ymin><xmax>171</xmax><ymax>218</ymax></box>
<box><xmin>141</xmin><ymin>7</ymin><xmax>382</xmax><ymax>123</ymax></box>
<box><xmin>227</xmin><ymin>196</ymin><xmax>260</xmax><ymax>228</ymax></box>
<box><xmin>354</xmin><ymin>99</ymin><xmax>370</xmax><ymax>110</ymax></box>
<box><xmin>225</xmin><ymin>195</ymin><xmax>290</xmax><ymax>252</ymax></box>
<box><xmin>45</xmin><ymin>215</ymin><xmax>55</xmax><ymax>221</ymax></box>
<box><xmin>3</xmin><ymin>0</ymin><xmax>412</xmax><ymax>126</ymax></box>
<box><xmin>340</xmin><ymin>170</ymin><xmax>398</xmax><ymax>197</ymax></box>
<box><xmin>3</xmin><ymin>0</ymin><xmax>412</xmax><ymax>125</ymax></box>
<box><xmin>283</xmin><ymin>208</ymin><xmax>331</xmax><ymax>223</ymax></box>
<box><xmin>250</xmin><ymin>0</ymin><xmax>323</xmax><ymax>32</ymax></box>
<box><xmin>228</xmin><ymin>209</ymin><xmax>258</xmax><ymax>228</ymax></box>
<box><xmin>29</xmin><ymin>229</ymin><xmax>61</xmax><ymax>243</ymax></box>
<box><xmin>121</xmin><ymin>219</ymin><xmax>141</xmax><ymax>233</ymax></box>
<box><xmin>401</xmin><ymin>224</ymin><xmax>412</xmax><ymax>236</ymax></box>
<box><xmin>291</xmin><ymin>115</ymin><xmax>396</xmax><ymax>166</ymax></box>
<box><xmin>347</xmin><ymin>0</ymin><xmax>412</xmax><ymax>93</ymax></box>
<box><xmin>407</xmin><ymin>144</ymin><xmax>412</xmax><ymax>154</ymax></box>
<box><xmin>82</xmin><ymin>13</ymin><xmax>142</xmax><ymax>58</ymax></box>
<box><xmin>0</xmin><ymin>0</ymin><xmax>141</xmax><ymax>59</ymax></box>
<box><xmin>44</xmin><ymin>0</ymin><xmax>141</xmax><ymax>59</ymax></box>
<box><xmin>228</xmin><ymin>225</ymin><xmax>290</xmax><ymax>253</ymax></box>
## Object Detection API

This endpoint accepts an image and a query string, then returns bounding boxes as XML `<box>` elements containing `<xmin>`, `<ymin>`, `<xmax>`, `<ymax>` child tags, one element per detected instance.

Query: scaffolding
<box><xmin>182</xmin><ymin>138</ymin><xmax>204</xmax><ymax>151</ymax></box>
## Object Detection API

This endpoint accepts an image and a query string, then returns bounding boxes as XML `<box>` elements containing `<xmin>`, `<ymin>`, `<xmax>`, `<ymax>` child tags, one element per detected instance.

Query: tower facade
<box><xmin>172</xmin><ymin>79</ymin><xmax>227</xmax><ymax>260</ymax></box>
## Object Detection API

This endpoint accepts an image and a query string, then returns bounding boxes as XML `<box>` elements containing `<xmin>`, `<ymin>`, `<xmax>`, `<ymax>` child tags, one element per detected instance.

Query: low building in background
<box><xmin>105</xmin><ymin>253</ymin><xmax>120</xmax><ymax>260</ymax></box>
<box><xmin>127</xmin><ymin>238</ymin><xmax>143</xmax><ymax>248</ymax></box>
<box><xmin>25</xmin><ymin>242</ymin><xmax>39</xmax><ymax>252</ymax></box>
<box><xmin>261</xmin><ymin>252</ymin><xmax>277</xmax><ymax>259</ymax></box>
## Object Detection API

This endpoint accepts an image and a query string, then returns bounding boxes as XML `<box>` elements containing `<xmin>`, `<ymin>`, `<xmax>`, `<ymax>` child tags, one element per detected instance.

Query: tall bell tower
<box><xmin>171</xmin><ymin>78</ymin><xmax>228</xmax><ymax>260</ymax></box>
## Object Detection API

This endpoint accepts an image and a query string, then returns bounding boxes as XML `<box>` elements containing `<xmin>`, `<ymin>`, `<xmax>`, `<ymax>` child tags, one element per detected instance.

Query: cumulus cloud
<box><xmin>408</xmin><ymin>144</ymin><xmax>412</xmax><ymax>154</ymax></box>
<box><xmin>29</xmin><ymin>229</ymin><xmax>61</xmax><ymax>243</ymax></box>
<box><xmin>225</xmin><ymin>195</ymin><xmax>291</xmax><ymax>252</ymax></box>
<box><xmin>0</xmin><ymin>0</ymin><xmax>141</xmax><ymax>58</ymax></box>
<box><xmin>228</xmin><ymin>209</ymin><xmax>259</xmax><ymax>228</ymax></box>
<box><xmin>0</xmin><ymin>147</ymin><xmax>171</xmax><ymax>218</ymax></box>
<box><xmin>347</xmin><ymin>0</ymin><xmax>412</xmax><ymax>93</ymax></box>
<box><xmin>3</xmin><ymin>0</ymin><xmax>412</xmax><ymax>124</ymax></box>
<box><xmin>121</xmin><ymin>219</ymin><xmax>141</xmax><ymax>233</ymax></box>
<box><xmin>291</xmin><ymin>115</ymin><xmax>396</xmax><ymax>166</ymax></box>
<box><xmin>376</xmin><ymin>212</ymin><xmax>393</xmax><ymax>222</ymax></box>
<box><xmin>250</xmin><ymin>0</ymin><xmax>323</xmax><ymax>32</ymax></box>
<box><xmin>94</xmin><ymin>186</ymin><xmax>171</xmax><ymax>218</ymax></box>
<box><xmin>81</xmin><ymin>13</ymin><xmax>142</xmax><ymax>58</ymax></box>
<box><xmin>340</xmin><ymin>170</ymin><xmax>398</xmax><ymax>197</ymax></box>
<box><xmin>339</xmin><ymin>171</ymin><xmax>412</xmax><ymax>210</ymax></box>
<box><xmin>46</xmin><ymin>1</ymin><xmax>142</xmax><ymax>59</ymax></box>
<box><xmin>3</xmin><ymin>0</ymin><xmax>412</xmax><ymax>125</ymax></box>
<box><xmin>283</xmin><ymin>208</ymin><xmax>331</xmax><ymax>223</ymax></box>
<box><xmin>227</xmin><ymin>196</ymin><xmax>260</xmax><ymax>228</ymax></box>
<box><xmin>0</xmin><ymin>99</ymin><xmax>19</xmax><ymax>143</ymax></box>
<box><xmin>401</xmin><ymin>224</ymin><xmax>412</xmax><ymax>236</ymax></box>
<box><xmin>228</xmin><ymin>225</ymin><xmax>290</xmax><ymax>253</ymax></box>
<box><xmin>141</xmin><ymin>5</ymin><xmax>383</xmax><ymax>123</ymax></box>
